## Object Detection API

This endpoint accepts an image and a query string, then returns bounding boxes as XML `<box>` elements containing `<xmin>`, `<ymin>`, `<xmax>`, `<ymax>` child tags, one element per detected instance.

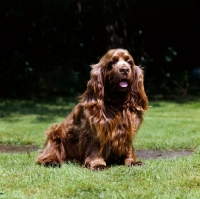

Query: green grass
<box><xmin>135</xmin><ymin>101</ymin><xmax>200</xmax><ymax>150</ymax></box>
<box><xmin>0</xmin><ymin>98</ymin><xmax>200</xmax><ymax>198</ymax></box>
<box><xmin>0</xmin><ymin>98</ymin><xmax>77</xmax><ymax>146</ymax></box>
<box><xmin>1</xmin><ymin>99</ymin><xmax>200</xmax><ymax>150</ymax></box>
<box><xmin>0</xmin><ymin>151</ymin><xmax>200</xmax><ymax>198</ymax></box>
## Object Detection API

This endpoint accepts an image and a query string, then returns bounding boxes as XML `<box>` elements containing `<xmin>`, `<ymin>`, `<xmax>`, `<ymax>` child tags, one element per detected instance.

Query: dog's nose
<box><xmin>119</xmin><ymin>67</ymin><xmax>129</xmax><ymax>74</ymax></box>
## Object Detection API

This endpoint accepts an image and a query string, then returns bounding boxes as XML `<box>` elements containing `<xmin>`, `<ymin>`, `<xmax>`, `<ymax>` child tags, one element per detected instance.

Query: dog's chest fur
<box><xmin>96</xmin><ymin>104</ymin><xmax>136</xmax><ymax>157</ymax></box>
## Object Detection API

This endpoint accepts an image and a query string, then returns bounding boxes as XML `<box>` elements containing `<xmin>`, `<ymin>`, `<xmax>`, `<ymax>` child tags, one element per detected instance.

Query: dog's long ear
<box><xmin>82</xmin><ymin>62</ymin><xmax>106</xmax><ymax>103</ymax></box>
<box><xmin>131</xmin><ymin>65</ymin><xmax>148</xmax><ymax>111</ymax></box>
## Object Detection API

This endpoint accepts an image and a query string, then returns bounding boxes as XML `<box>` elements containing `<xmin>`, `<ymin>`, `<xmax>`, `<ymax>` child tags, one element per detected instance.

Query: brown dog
<box><xmin>36</xmin><ymin>49</ymin><xmax>148</xmax><ymax>170</ymax></box>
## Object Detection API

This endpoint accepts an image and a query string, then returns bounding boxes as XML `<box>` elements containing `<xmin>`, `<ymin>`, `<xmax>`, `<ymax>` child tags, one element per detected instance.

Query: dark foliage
<box><xmin>0</xmin><ymin>0</ymin><xmax>200</xmax><ymax>98</ymax></box>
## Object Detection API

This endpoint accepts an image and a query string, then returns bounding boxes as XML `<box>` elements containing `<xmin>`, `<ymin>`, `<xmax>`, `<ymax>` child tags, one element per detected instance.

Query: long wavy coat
<box><xmin>36</xmin><ymin>49</ymin><xmax>148</xmax><ymax>170</ymax></box>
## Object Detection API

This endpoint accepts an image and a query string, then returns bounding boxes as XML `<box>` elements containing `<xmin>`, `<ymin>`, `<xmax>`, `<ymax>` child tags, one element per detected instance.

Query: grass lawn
<box><xmin>0</xmin><ymin>98</ymin><xmax>200</xmax><ymax>198</ymax></box>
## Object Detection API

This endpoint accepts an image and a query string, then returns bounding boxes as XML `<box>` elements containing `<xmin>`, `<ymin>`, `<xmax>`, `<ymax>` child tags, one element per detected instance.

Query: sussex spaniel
<box><xmin>36</xmin><ymin>49</ymin><xmax>148</xmax><ymax>170</ymax></box>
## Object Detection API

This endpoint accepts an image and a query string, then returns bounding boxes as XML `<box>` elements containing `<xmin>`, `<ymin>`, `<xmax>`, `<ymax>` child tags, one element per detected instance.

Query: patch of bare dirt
<box><xmin>0</xmin><ymin>145</ymin><xmax>39</xmax><ymax>153</ymax></box>
<box><xmin>135</xmin><ymin>149</ymin><xmax>193</xmax><ymax>159</ymax></box>
<box><xmin>0</xmin><ymin>145</ymin><xmax>193</xmax><ymax>159</ymax></box>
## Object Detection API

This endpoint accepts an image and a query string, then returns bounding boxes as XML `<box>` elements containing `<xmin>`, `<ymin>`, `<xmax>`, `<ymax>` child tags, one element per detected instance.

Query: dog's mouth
<box><xmin>119</xmin><ymin>80</ymin><xmax>128</xmax><ymax>88</ymax></box>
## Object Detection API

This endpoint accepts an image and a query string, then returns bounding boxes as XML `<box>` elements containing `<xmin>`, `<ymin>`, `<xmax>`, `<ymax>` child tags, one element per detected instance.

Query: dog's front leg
<box><xmin>124</xmin><ymin>146</ymin><xmax>144</xmax><ymax>166</ymax></box>
<box><xmin>82</xmin><ymin>141</ymin><xmax>108</xmax><ymax>171</ymax></box>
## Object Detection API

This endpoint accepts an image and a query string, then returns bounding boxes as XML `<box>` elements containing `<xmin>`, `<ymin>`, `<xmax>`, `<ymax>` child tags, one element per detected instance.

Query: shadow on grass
<box><xmin>0</xmin><ymin>98</ymin><xmax>78</xmax><ymax>123</ymax></box>
<box><xmin>0</xmin><ymin>145</ymin><xmax>193</xmax><ymax>160</ymax></box>
<box><xmin>149</xmin><ymin>98</ymin><xmax>200</xmax><ymax>108</ymax></box>
<box><xmin>1</xmin><ymin>97</ymin><xmax>200</xmax><ymax>123</ymax></box>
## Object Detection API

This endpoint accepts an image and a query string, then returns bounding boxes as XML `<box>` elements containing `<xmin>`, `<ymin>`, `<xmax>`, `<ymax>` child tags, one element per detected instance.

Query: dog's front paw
<box><xmin>132</xmin><ymin>161</ymin><xmax>145</xmax><ymax>166</ymax></box>
<box><xmin>84</xmin><ymin>157</ymin><xmax>107</xmax><ymax>171</ymax></box>
<box><xmin>92</xmin><ymin>165</ymin><xmax>108</xmax><ymax>171</ymax></box>
<box><xmin>124</xmin><ymin>158</ymin><xmax>144</xmax><ymax>167</ymax></box>
<box><xmin>44</xmin><ymin>161</ymin><xmax>61</xmax><ymax>168</ymax></box>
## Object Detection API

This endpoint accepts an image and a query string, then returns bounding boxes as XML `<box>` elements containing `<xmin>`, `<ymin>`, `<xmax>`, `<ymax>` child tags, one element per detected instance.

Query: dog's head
<box><xmin>84</xmin><ymin>49</ymin><xmax>148</xmax><ymax>111</ymax></box>
<box><xmin>103</xmin><ymin>49</ymin><xmax>134</xmax><ymax>92</ymax></box>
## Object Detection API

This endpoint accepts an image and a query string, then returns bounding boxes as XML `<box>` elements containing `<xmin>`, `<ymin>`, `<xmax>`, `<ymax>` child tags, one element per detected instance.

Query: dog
<box><xmin>36</xmin><ymin>49</ymin><xmax>148</xmax><ymax>170</ymax></box>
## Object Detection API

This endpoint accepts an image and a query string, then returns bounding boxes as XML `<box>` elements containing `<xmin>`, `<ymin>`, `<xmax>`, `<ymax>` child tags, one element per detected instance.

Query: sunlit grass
<box><xmin>0</xmin><ymin>98</ymin><xmax>200</xmax><ymax>198</ymax></box>
<box><xmin>0</xmin><ymin>99</ymin><xmax>200</xmax><ymax>149</ymax></box>
<box><xmin>135</xmin><ymin>101</ymin><xmax>200</xmax><ymax>150</ymax></box>
<box><xmin>0</xmin><ymin>98</ymin><xmax>77</xmax><ymax>146</ymax></box>
<box><xmin>0</xmin><ymin>151</ymin><xmax>200</xmax><ymax>198</ymax></box>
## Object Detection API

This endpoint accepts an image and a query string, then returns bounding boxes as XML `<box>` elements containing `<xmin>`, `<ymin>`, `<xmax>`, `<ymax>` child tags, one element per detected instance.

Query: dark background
<box><xmin>0</xmin><ymin>0</ymin><xmax>200</xmax><ymax>99</ymax></box>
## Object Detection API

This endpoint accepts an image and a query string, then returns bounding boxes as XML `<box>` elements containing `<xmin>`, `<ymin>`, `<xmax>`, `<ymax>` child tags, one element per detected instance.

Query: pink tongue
<box><xmin>119</xmin><ymin>81</ymin><xmax>128</xmax><ymax>87</ymax></box>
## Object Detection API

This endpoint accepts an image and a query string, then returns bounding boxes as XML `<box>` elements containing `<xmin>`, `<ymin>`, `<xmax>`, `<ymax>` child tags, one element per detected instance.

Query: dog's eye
<box><xmin>112</xmin><ymin>56</ymin><xmax>118</xmax><ymax>64</ymax></box>
<box><xmin>112</xmin><ymin>59</ymin><xmax>118</xmax><ymax>64</ymax></box>
<box><xmin>127</xmin><ymin>60</ymin><xmax>132</xmax><ymax>65</ymax></box>
<box><xmin>108</xmin><ymin>60</ymin><xmax>117</xmax><ymax>70</ymax></box>
<box><xmin>108</xmin><ymin>61</ymin><xmax>114</xmax><ymax>70</ymax></box>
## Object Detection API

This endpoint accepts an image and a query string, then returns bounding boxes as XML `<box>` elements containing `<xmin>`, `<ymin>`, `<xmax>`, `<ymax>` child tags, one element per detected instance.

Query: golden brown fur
<box><xmin>36</xmin><ymin>49</ymin><xmax>148</xmax><ymax>170</ymax></box>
